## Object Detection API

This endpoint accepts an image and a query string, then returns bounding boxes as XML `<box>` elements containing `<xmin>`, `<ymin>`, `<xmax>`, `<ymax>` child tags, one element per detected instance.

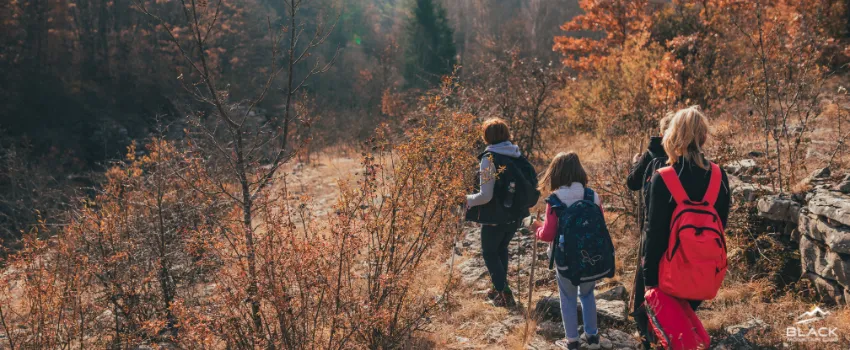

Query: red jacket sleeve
<box><xmin>535</xmin><ymin>204</ymin><xmax>558</xmax><ymax>242</ymax></box>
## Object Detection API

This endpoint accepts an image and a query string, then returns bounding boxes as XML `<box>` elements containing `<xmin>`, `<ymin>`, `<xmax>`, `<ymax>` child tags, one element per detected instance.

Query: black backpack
<box><xmin>465</xmin><ymin>152</ymin><xmax>540</xmax><ymax>224</ymax></box>
<box><xmin>494</xmin><ymin>153</ymin><xmax>540</xmax><ymax>216</ymax></box>
<box><xmin>547</xmin><ymin>189</ymin><xmax>615</xmax><ymax>285</ymax></box>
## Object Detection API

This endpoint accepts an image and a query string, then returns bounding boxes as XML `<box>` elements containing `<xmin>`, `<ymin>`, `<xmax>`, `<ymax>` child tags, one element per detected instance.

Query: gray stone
<box><xmin>596</xmin><ymin>300</ymin><xmax>628</xmax><ymax>323</ymax></box>
<box><xmin>484</xmin><ymin>322</ymin><xmax>508</xmax><ymax>343</ymax></box>
<box><xmin>526</xmin><ymin>336</ymin><xmax>560</xmax><ymax>350</ymax></box>
<box><xmin>604</xmin><ymin>329</ymin><xmax>640</xmax><ymax>349</ymax></box>
<box><xmin>728</xmin><ymin>175</ymin><xmax>772</xmax><ymax>203</ymax></box>
<box><xmin>534</xmin><ymin>296</ymin><xmax>627</xmax><ymax>323</ymax></box>
<box><xmin>800</xmin><ymin>235</ymin><xmax>850</xmax><ymax>289</ymax></box>
<box><xmin>458</xmin><ymin>257</ymin><xmax>487</xmax><ymax>284</ymax></box>
<box><xmin>803</xmin><ymin>272</ymin><xmax>846</xmax><ymax>304</ymax></box>
<box><xmin>837</xmin><ymin>174</ymin><xmax>850</xmax><ymax>194</ymax></box>
<box><xmin>725</xmin><ymin>159</ymin><xmax>759</xmax><ymax>175</ymax></box>
<box><xmin>725</xmin><ymin>318</ymin><xmax>767</xmax><ymax>336</ymax></box>
<box><xmin>809</xmin><ymin>190</ymin><xmax>850</xmax><ymax>226</ymax></box>
<box><xmin>597</xmin><ymin>285</ymin><xmax>628</xmax><ymax>302</ymax></box>
<box><xmin>484</xmin><ymin>316</ymin><xmax>524</xmax><ymax>343</ymax></box>
<box><xmin>535</xmin><ymin>296</ymin><xmax>562</xmax><ymax>321</ymax></box>
<box><xmin>461</xmin><ymin>227</ymin><xmax>481</xmax><ymax>250</ymax></box>
<box><xmin>714</xmin><ymin>333</ymin><xmax>755</xmax><ymax>350</ymax></box>
<box><xmin>484</xmin><ymin>316</ymin><xmax>525</xmax><ymax>343</ymax></box>
<box><xmin>535</xmin><ymin>320</ymin><xmax>565</xmax><ymax>339</ymax></box>
<box><xmin>757</xmin><ymin>195</ymin><xmax>801</xmax><ymax>223</ymax></box>
<box><xmin>798</xmin><ymin>214</ymin><xmax>850</xmax><ymax>254</ymax></box>
<box><xmin>810</xmin><ymin>167</ymin><xmax>831</xmax><ymax>180</ymax></box>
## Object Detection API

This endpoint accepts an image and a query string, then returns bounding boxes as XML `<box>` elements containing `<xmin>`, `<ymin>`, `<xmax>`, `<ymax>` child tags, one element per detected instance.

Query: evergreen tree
<box><xmin>404</xmin><ymin>0</ymin><xmax>457</xmax><ymax>88</ymax></box>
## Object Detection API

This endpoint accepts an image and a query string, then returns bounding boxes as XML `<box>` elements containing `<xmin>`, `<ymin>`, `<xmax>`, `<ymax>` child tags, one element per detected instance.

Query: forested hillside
<box><xmin>3</xmin><ymin>0</ymin><xmax>850</xmax><ymax>348</ymax></box>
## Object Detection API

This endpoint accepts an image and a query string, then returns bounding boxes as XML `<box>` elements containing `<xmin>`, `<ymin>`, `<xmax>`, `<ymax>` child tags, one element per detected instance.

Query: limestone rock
<box><xmin>526</xmin><ymin>336</ymin><xmax>560</xmax><ymax>350</ymax></box>
<box><xmin>803</xmin><ymin>272</ymin><xmax>846</xmax><ymax>304</ymax></box>
<box><xmin>535</xmin><ymin>296</ymin><xmax>562</xmax><ymax>321</ymax></box>
<box><xmin>714</xmin><ymin>333</ymin><xmax>755</xmax><ymax>350</ymax></box>
<box><xmin>800</xmin><ymin>236</ymin><xmax>850</xmax><ymax>289</ymax></box>
<box><xmin>836</xmin><ymin>174</ymin><xmax>850</xmax><ymax>194</ymax></box>
<box><xmin>597</xmin><ymin>285</ymin><xmax>628</xmax><ymax>302</ymax></box>
<box><xmin>604</xmin><ymin>329</ymin><xmax>640</xmax><ymax>349</ymax></box>
<box><xmin>811</xmin><ymin>167</ymin><xmax>832</xmax><ymax>180</ymax></box>
<box><xmin>757</xmin><ymin>195</ymin><xmax>801</xmax><ymax>223</ymax></box>
<box><xmin>728</xmin><ymin>175</ymin><xmax>772</xmax><ymax>203</ymax></box>
<box><xmin>458</xmin><ymin>257</ymin><xmax>487</xmax><ymax>284</ymax></box>
<box><xmin>808</xmin><ymin>190</ymin><xmax>850</xmax><ymax>227</ymax></box>
<box><xmin>484</xmin><ymin>316</ymin><xmax>524</xmax><ymax>344</ymax></box>
<box><xmin>483</xmin><ymin>322</ymin><xmax>508</xmax><ymax>343</ymax></box>
<box><xmin>798</xmin><ymin>214</ymin><xmax>850</xmax><ymax>254</ymax></box>
<box><xmin>725</xmin><ymin>159</ymin><xmax>759</xmax><ymax>175</ymax></box>
<box><xmin>535</xmin><ymin>320</ymin><xmax>564</xmax><ymax>339</ymax></box>
<box><xmin>534</xmin><ymin>296</ymin><xmax>627</xmax><ymax>323</ymax></box>
<box><xmin>725</xmin><ymin>318</ymin><xmax>767</xmax><ymax>336</ymax></box>
<box><xmin>596</xmin><ymin>300</ymin><xmax>628</xmax><ymax>323</ymax></box>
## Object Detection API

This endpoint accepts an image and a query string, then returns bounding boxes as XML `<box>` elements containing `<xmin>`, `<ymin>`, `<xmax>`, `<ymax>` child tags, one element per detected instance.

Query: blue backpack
<box><xmin>547</xmin><ymin>188</ymin><xmax>616</xmax><ymax>285</ymax></box>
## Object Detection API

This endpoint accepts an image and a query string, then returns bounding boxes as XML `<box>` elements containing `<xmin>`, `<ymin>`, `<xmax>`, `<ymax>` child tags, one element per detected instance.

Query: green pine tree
<box><xmin>404</xmin><ymin>0</ymin><xmax>457</xmax><ymax>88</ymax></box>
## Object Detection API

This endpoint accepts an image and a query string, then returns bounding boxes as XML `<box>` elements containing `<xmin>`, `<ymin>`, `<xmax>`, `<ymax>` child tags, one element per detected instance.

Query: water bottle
<box><xmin>558</xmin><ymin>234</ymin><xmax>565</xmax><ymax>252</ymax></box>
<box><xmin>504</xmin><ymin>181</ymin><xmax>516</xmax><ymax>208</ymax></box>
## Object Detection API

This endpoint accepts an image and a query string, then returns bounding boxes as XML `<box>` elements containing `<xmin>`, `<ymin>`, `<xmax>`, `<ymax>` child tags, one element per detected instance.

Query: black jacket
<box><xmin>642</xmin><ymin>157</ymin><xmax>731</xmax><ymax>288</ymax></box>
<box><xmin>627</xmin><ymin>136</ymin><xmax>667</xmax><ymax>192</ymax></box>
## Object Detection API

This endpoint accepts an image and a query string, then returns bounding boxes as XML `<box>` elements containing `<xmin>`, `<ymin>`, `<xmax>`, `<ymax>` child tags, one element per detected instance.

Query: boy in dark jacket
<box><xmin>466</xmin><ymin>118</ymin><xmax>538</xmax><ymax>307</ymax></box>
<box><xmin>627</xmin><ymin>116</ymin><xmax>670</xmax><ymax>349</ymax></box>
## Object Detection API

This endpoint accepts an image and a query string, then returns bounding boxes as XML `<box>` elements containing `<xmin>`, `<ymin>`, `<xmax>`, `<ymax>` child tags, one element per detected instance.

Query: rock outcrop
<box><xmin>757</xmin><ymin>195</ymin><xmax>801</xmax><ymax>224</ymax></box>
<box><xmin>798</xmin><ymin>188</ymin><xmax>850</xmax><ymax>304</ymax></box>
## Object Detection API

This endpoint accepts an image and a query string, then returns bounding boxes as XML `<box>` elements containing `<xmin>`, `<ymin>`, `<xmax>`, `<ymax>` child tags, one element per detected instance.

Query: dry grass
<box><xmin>279</xmin><ymin>118</ymin><xmax>849</xmax><ymax>349</ymax></box>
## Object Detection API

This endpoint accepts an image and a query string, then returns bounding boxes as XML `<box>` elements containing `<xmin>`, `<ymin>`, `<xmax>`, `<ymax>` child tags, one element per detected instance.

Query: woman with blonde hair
<box><xmin>635</xmin><ymin>106</ymin><xmax>731</xmax><ymax>349</ymax></box>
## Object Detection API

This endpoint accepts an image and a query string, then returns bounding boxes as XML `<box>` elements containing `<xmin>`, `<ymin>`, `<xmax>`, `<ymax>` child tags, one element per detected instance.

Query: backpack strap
<box><xmin>657</xmin><ymin>166</ymin><xmax>690</xmax><ymax>205</ymax></box>
<box><xmin>545</xmin><ymin>193</ymin><xmax>565</xmax><ymax>208</ymax></box>
<box><xmin>702</xmin><ymin>162</ymin><xmax>722</xmax><ymax>206</ymax></box>
<box><xmin>583</xmin><ymin>188</ymin><xmax>595</xmax><ymax>202</ymax></box>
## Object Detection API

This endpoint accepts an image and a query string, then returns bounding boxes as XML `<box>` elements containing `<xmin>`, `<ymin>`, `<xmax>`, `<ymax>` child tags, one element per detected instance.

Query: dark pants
<box><xmin>481</xmin><ymin>221</ymin><xmax>518</xmax><ymax>291</ymax></box>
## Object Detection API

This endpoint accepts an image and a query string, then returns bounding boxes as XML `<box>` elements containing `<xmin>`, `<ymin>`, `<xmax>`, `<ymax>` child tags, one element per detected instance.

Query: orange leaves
<box><xmin>554</xmin><ymin>0</ymin><xmax>652</xmax><ymax>71</ymax></box>
<box><xmin>649</xmin><ymin>52</ymin><xmax>685</xmax><ymax>106</ymax></box>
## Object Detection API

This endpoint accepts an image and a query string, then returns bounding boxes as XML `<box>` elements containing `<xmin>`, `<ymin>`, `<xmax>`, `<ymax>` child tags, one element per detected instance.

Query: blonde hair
<box><xmin>659</xmin><ymin>115</ymin><xmax>672</xmax><ymax>136</ymax></box>
<box><xmin>538</xmin><ymin>152</ymin><xmax>588</xmax><ymax>193</ymax></box>
<box><xmin>663</xmin><ymin>106</ymin><xmax>710</xmax><ymax>170</ymax></box>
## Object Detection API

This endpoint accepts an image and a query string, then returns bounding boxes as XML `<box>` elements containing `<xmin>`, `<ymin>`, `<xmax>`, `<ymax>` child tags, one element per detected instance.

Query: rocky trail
<box><xmin>440</xmin><ymin>225</ymin><xmax>641</xmax><ymax>350</ymax></box>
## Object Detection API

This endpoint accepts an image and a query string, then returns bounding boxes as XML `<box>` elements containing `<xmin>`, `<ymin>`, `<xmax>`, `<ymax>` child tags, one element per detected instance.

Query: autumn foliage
<box><xmin>0</xmin><ymin>75</ymin><xmax>480</xmax><ymax>348</ymax></box>
<box><xmin>4</xmin><ymin>0</ymin><xmax>850</xmax><ymax>348</ymax></box>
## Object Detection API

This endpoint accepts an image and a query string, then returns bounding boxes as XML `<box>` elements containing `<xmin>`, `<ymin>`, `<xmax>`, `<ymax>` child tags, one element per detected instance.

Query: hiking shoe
<box><xmin>582</xmin><ymin>333</ymin><xmax>601</xmax><ymax>350</ymax></box>
<box><xmin>486</xmin><ymin>287</ymin><xmax>499</xmax><ymax>301</ymax></box>
<box><xmin>492</xmin><ymin>291</ymin><xmax>516</xmax><ymax>307</ymax></box>
<box><xmin>554</xmin><ymin>339</ymin><xmax>579</xmax><ymax>349</ymax></box>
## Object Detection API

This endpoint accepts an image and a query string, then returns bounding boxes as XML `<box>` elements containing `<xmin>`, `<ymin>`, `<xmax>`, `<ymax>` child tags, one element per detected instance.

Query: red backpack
<box><xmin>657</xmin><ymin>163</ymin><xmax>727</xmax><ymax>300</ymax></box>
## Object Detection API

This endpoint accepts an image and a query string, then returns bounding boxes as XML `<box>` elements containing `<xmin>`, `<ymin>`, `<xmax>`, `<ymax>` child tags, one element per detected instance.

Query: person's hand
<box><xmin>530</xmin><ymin>219</ymin><xmax>543</xmax><ymax>231</ymax></box>
<box><xmin>632</xmin><ymin>153</ymin><xmax>641</xmax><ymax>163</ymax></box>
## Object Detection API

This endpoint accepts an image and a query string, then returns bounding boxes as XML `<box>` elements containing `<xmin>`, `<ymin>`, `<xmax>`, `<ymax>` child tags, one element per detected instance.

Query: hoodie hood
<box><xmin>485</xmin><ymin>141</ymin><xmax>522</xmax><ymax>158</ymax></box>
<box><xmin>647</xmin><ymin>136</ymin><xmax>665</xmax><ymax>158</ymax></box>
<box><xmin>553</xmin><ymin>182</ymin><xmax>589</xmax><ymax>206</ymax></box>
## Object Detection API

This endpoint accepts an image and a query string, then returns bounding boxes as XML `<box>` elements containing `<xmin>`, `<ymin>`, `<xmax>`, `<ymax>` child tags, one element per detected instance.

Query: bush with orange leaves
<box><xmin>0</xmin><ymin>78</ymin><xmax>479</xmax><ymax>349</ymax></box>
<box><xmin>0</xmin><ymin>139</ymin><xmax>220</xmax><ymax>348</ymax></box>
<box><xmin>335</xmin><ymin>79</ymin><xmax>479</xmax><ymax>348</ymax></box>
